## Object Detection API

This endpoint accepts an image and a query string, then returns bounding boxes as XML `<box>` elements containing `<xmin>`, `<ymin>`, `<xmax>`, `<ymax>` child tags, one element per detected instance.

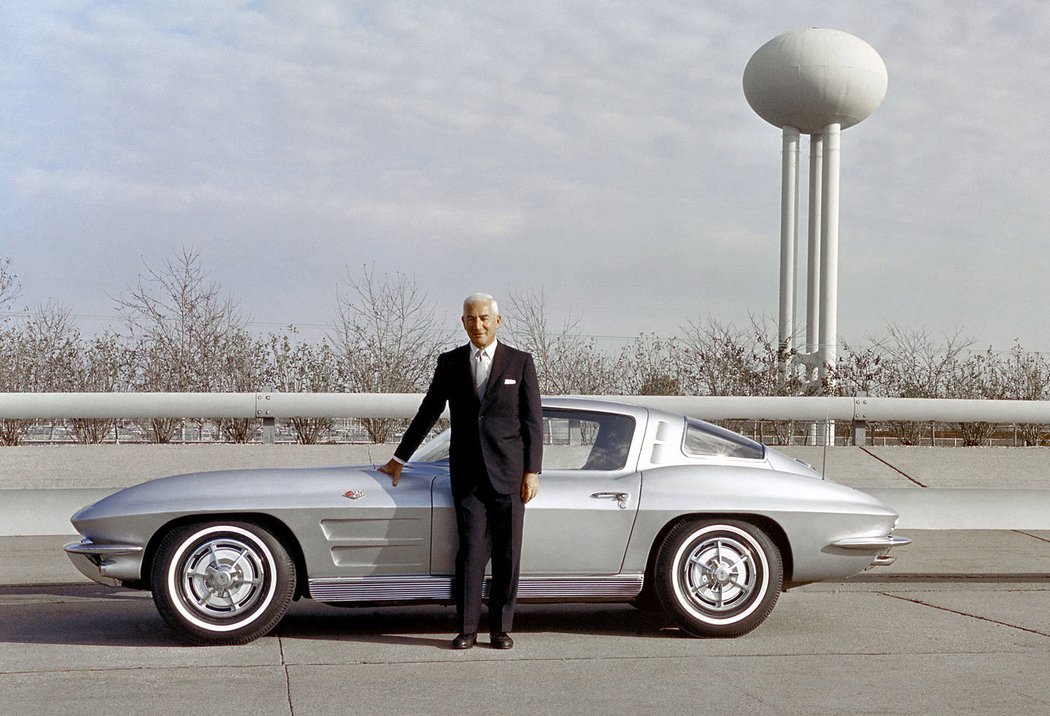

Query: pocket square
<box><xmin>504</xmin><ymin>378</ymin><xmax>517</xmax><ymax>385</ymax></box>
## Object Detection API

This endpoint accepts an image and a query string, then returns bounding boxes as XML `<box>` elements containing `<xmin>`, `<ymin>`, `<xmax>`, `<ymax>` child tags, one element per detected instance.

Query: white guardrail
<box><xmin>4</xmin><ymin>392</ymin><xmax>1050</xmax><ymax>447</ymax></box>
<box><xmin>5</xmin><ymin>392</ymin><xmax>1050</xmax><ymax>422</ymax></box>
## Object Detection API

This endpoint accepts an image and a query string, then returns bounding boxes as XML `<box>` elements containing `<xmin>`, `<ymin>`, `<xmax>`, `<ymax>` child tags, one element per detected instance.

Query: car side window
<box><xmin>682</xmin><ymin>418</ymin><xmax>765</xmax><ymax>460</ymax></box>
<box><xmin>542</xmin><ymin>410</ymin><xmax>635</xmax><ymax>471</ymax></box>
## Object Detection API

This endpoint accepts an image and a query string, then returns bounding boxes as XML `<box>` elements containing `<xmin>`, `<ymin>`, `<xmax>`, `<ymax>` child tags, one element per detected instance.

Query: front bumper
<box><xmin>830</xmin><ymin>535</ymin><xmax>912</xmax><ymax>567</ymax></box>
<box><xmin>64</xmin><ymin>539</ymin><xmax>145</xmax><ymax>587</ymax></box>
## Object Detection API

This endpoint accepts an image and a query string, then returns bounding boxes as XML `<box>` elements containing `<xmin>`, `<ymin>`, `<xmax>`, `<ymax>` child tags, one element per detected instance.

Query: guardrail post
<box><xmin>257</xmin><ymin>390</ymin><xmax>275</xmax><ymax>444</ymax></box>
<box><xmin>853</xmin><ymin>393</ymin><xmax>868</xmax><ymax>446</ymax></box>
<box><xmin>852</xmin><ymin>420</ymin><xmax>867</xmax><ymax>446</ymax></box>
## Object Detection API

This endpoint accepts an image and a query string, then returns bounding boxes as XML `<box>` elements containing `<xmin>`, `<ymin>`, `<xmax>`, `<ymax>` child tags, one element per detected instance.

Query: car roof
<box><xmin>540</xmin><ymin>396</ymin><xmax>683</xmax><ymax>426</ymax></box>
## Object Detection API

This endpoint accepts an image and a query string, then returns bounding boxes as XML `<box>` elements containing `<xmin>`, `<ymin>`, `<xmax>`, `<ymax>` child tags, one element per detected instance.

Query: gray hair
<box><xmin>463</xmin><ymin>292</ymin><xmax>499</xmax><ymax>315</ymax></box>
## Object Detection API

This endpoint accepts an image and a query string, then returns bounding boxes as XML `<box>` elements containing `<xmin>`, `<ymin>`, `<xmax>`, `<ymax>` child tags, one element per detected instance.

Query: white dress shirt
<box><xmin>473</xmin><ymin>338</ymin><xmax>497</xmax><ymax>399</ymax></box>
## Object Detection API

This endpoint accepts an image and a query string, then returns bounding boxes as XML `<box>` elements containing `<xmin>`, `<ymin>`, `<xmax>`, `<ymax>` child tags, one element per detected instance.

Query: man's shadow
<box><xmin>279</xmin><ymin>600</ymin><xmax>675</xmax><ymax>649</ymax></box>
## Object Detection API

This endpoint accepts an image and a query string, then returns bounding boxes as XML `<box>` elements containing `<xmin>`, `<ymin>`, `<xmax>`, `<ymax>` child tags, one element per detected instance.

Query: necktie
<box><xmin>475</xmin><ymin>348</ymin><xmax>490</xmax><ymax>399</ymax></box>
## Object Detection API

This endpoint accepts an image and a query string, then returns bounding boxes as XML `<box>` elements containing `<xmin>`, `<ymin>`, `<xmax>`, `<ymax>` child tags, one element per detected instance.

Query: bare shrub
<box><xmin>331</xmin><ymin>266</ymin><xmax>451</xmax><ymax>443</ymax></box>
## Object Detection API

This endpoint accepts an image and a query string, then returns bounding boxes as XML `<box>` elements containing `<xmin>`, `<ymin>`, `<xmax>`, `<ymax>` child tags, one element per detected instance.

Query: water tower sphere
<box><xmin>743</xmin><ymin>28</ymin><xmax>888</xmax><ymax>134</ymax></box>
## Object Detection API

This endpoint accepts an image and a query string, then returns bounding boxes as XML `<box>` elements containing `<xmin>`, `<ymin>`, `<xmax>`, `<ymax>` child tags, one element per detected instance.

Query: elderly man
<box><xmin>380</xmin><ymin>293</ymin><xmax>542</xmax><ymax>650</ymax></box>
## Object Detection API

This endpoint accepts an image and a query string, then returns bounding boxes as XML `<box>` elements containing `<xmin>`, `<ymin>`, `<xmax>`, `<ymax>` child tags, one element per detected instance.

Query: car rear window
<box><xmin>683</xmin><ymin>418</ymin><xmax>765</xmax><ymax>460</ymax></box>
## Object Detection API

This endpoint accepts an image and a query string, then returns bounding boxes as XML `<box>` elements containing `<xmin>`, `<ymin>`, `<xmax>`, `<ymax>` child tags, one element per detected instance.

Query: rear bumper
<box><xmin>64</xmin><ymin>539</ymin><xmax>145</xmax><ymax>587</ymax></box>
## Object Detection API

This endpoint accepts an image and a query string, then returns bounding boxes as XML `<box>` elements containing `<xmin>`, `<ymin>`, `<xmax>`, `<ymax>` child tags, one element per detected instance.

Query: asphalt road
<box><xmin>3</xmin><ymin>576</ymin><xmax>1049</xmax><ymax>715</ymax></box>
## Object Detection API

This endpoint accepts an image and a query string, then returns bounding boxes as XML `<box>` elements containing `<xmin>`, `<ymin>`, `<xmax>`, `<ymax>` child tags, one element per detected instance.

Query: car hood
<box><xmin>70</xmin><ymin>463</ymin><xmax>442</xmax><ymax>528</ymax></box>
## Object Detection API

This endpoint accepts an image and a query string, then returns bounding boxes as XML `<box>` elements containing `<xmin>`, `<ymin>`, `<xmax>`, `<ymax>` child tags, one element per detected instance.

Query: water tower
<box><xmin>743</xmin><ymin>29</ymin><xmax>887</xmax><ymax>392</ymax></box>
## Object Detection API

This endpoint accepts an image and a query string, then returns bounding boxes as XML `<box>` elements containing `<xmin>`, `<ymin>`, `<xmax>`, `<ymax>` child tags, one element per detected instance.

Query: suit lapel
<box><xmin>454</xmin><ymin>344</ymin><xmax>479</xmax><ymax>404</ymax></box>
<box><xmin>482</xmin><ymin>343</ymin><xmax>509</xmax><ymax>403</ymax></box>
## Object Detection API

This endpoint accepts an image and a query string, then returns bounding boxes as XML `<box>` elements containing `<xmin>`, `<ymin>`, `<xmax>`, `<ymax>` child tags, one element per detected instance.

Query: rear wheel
<box><xmin>655</xmin><ymin>519</ymin><xmax>782</xmax><ymax>637</ymax></box>
<box><xmin>151</xmin><ymin>521</ymin><xmax>296</xmax><ymax>645</ymax></box>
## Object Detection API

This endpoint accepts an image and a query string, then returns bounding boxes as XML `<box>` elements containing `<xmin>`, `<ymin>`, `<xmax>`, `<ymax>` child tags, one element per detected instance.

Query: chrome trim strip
<box><xmin>518</xmin><ymin>577</ymin><xmax>643</xmax><ymax>599</ymax></box>
<box><xmin>309</xmin><ymin>575</ymin><xmax>644</xmax><ymax>602</ymax></box>
<box><xmin>64</xmin><ymin>540</ymin><xmax>144</xmax><ymax>557</ymax></box>
<box><xmin>831</xmin><ymin>536</ymin><xmax>911</xmax><ymax>550</ymax></box>
<box><xmin>311</xmin><ymin>577</ymin><xmax>453</xmax><ymax>602</ymax></box>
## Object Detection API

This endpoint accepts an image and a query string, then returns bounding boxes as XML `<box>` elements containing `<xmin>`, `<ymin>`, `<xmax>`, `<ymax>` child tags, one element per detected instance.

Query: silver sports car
<box><xmin>65</xmin><ymin>397</ymin><xmax>908</xmax><ymax>645</ymax></box>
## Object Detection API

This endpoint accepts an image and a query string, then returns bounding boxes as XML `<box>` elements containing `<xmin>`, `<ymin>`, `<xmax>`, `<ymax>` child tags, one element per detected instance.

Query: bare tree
<box><xmin>874</xmin><ymin>325</ymin><xmax>974</xmax><ymax>397</ymax></box>
<box><xmin>678</xmin><ymin>315</ymin><xmax>796</xmax><ymax>397</ymax></box>
<box><xmin>835</xmin><ymin>340</ymin><xmax>884</xmax><ymax>396</ymax></box>
<box><xmin>215</xmin><ymin>330</ymin><xmax>269</xmax><ymax>443</ymax></box>
<box><xmin>675</xmin><ymin>315</ymin><xmax>811</xmax><ymax>444</ymax></box>
<box><xmin>616</xmin><ymin>333</ymin><xmax>681</xmax><ymax>396</ymax></box>
<box><xmin>115</xmin><ymin>246</ymin><xmax>257</xmax><ymax>442</ymax></box>
<box><xmin>0</xmin><ymin>260</ymin><xmax>46</xmax><ymax>440</ymax></box>
<box><xmin>331</xmin><ymin>266</ymin><xmax>451</xmax><ymax>442</ymax></box>
<box><xmin>0</xmin><ymin>257</ymin><xmax>19</xmax><ymax>315</ymax></box>
<box><xmin>24</xmin><ymin>302</ymin><xmax>83</xmax><ymax>391</ymax></box>
<box><xmin>66</xmin><ymin>330</ymin><xmax>135</xmax><ymax>444</ymax></box>
<box><xmin>1000</xmin><ymin>341</ymin><xmax>1050</xmax><ymax>445</ymax></box>
<box><xmin>870</xmin><ymin>325</ymin><xmax>974</xmax><ymax>445</ymax></box>
<box><xmin>0</xmin><ymin>311</ymin><xmax>32</xmax><ymax>444</ymax></box>
<box><xmin>504</xmin><ymin>289</ymin><xmax>617</xmax><ymax>395</ymax></box>
<box><xmin>944</xmin><ymin>347</ymin><xmax>1006</xmax><ymax>445</ymax></box>
<box><xmin>0</xmin><ymin>303</ymin><xmax>91</xmax><ymax>443</ymax></box>
<box><xmin>266</xmin><ymin>328</ymin><xmax>340</xmax><ymax>444</ymax></box>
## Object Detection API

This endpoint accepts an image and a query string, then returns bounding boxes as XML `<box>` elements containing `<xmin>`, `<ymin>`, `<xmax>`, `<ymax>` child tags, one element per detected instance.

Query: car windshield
<box><xmin>409</xmin><ymin>429</ymin><xmax>451</xmax><ymax>463</ymax></box>
<box><xmin>682</xmin><ymin>418</ymin><xmax>765</xmax><ymax>460</ymax></box>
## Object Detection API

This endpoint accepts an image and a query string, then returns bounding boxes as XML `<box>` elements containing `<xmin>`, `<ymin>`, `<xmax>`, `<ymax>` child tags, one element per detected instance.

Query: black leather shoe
<box><xmin>451</xmin><ymin>633</ymin><xmax>477</xmax><ymax>650</ymax></box>
<box><xmin>490</xmin><ymin>632</ymin><xmax>514</xmax><ymax>650</ymax></box>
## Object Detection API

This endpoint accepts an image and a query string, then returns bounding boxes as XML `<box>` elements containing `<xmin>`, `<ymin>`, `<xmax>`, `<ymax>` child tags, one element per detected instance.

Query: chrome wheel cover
<box><xmin>671</xmin><ymin>525</ymin><xmax>769</xmax><ymax>624</ymax></box>
<box><xmin>180</xmin><ymin>537</ymin><xmax>266</xmax><ymax>618</ymax></box>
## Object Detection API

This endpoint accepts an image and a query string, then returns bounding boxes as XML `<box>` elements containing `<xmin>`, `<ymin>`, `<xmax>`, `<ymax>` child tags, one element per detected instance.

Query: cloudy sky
<box><xmin>3</xmin><ymin>1</ymin><xmax>1050</xmax><ymax>351</ymax></box>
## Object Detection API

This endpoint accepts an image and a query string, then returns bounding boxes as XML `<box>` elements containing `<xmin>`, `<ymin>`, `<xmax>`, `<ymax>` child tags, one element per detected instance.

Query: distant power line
<box><xmin>5</xmin><ymin>309</ymin><xmax>1050</xmax><ymax>355</ymax></box>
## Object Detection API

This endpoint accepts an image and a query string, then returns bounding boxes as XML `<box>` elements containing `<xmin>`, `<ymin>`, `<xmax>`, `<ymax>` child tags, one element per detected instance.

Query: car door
<box><xmin>430</xmin><ymin>407</ymin><xmax>644</xmax><ymax>577</ymax></box>
<box><xmin>519</xmin><ymin>408</ymin><xmax>642</xmax><ymax>575</ymax></box>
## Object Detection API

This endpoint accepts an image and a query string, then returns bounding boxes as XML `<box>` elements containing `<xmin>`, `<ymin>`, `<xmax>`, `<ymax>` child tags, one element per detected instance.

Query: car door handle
<box><xmin>591</xmin><ymin>492</ymin><xmax>630</xmax><ymax>509</ymax></box>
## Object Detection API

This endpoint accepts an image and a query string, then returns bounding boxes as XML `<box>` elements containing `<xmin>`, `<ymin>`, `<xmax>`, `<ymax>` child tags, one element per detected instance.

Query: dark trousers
<box><xmin>453</xmin><ymin>479</ymin><xmax>524</xmax><ymax>634</ymax></box>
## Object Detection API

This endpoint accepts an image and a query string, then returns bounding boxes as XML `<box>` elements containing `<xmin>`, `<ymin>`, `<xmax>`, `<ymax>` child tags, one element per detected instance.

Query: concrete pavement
<box><xmin>2</xmin><ymin>579</ymin><xmax>1048</xmax><ymax>715</ymax></box>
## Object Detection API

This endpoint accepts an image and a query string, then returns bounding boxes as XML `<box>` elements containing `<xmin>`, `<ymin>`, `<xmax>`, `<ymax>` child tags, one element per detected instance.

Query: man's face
<box><xmin>462</xmin><ymin>300</ymin><xmax>501</xmax><ymax>349</ymax></box>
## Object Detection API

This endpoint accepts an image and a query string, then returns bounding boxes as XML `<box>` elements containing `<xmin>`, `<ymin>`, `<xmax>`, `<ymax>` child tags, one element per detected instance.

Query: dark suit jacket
<box><xmin>395</xmin><ymin>342</ymin><xmax>543</xmax><ymax>496</ymax></box>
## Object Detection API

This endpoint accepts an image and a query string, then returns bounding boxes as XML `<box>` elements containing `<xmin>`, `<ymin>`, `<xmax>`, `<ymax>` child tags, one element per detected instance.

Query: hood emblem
<box><xmin>344</xmin><ymin>490</ymin><xmax>365</xmax><ymax>500</ymax></box>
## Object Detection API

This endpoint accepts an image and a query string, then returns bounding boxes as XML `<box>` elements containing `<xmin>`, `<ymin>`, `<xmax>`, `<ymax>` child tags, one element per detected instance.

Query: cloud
<box><xmin>4</xmin><ymin>1</ymin><xmax>1050</xmax><ymax>350</ymax></box>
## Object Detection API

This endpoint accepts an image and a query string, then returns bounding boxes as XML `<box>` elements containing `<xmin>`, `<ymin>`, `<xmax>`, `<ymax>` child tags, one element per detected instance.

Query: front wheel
<box><xmin>151</xmin><ymin>521</ymin><xmax>297</xmax><ymax>645</ymax></box>
<box><xmin>655</xmin><ymin>519</ymin><xmax>782</xmax><ymax>638</ymax></box>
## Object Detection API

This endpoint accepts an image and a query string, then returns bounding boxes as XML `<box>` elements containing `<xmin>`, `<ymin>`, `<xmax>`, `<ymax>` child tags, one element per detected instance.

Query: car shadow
<box><xmin>0</xmin><ymin>583</ymin><xmax>679</xmax><ymax>648</ymax></box>
<box><xmin>0</xmin><ymin>583</ymin><xmax>182</xmax><ymax>647</ymax></box>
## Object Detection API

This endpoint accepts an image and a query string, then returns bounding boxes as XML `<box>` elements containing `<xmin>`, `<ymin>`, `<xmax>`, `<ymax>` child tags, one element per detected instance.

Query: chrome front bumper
<box><xmin>830</xmin><ymin>535</ymin><xmax>911</xmax><ymax>567</ymax></box>
<box><xmin>64</xmin><ymin>539</ymin><xmax>145</xmax><ymax>587</ymax></box>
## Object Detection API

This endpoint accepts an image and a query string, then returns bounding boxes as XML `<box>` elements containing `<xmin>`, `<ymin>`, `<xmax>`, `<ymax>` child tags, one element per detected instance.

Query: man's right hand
<box><xmin>377</xmin><ymin>458</ymin><xmax>404</xmax><ymax>486</ymax></box>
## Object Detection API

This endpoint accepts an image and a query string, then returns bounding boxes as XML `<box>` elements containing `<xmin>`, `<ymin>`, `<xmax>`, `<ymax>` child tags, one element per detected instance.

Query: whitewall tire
<box><xmin>151</xmin><ymin>521</ymin><xmax>296</xmax><ymax>645</ymax></box>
